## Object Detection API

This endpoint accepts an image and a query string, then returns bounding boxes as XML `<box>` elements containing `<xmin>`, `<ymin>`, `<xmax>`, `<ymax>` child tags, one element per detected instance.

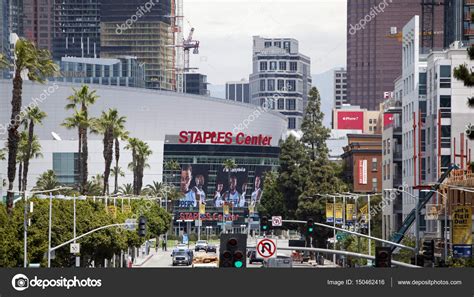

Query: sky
<box><xmin>185</xmin><ymin>0</ymin><xmax>347</xmax><ymax>86</ymax></box>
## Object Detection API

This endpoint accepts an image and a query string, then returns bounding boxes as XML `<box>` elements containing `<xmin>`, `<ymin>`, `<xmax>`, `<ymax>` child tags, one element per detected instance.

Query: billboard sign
<box><xmin>178</xmin><ymin>164</ymin><xmax>209</xmax><ymax>208</ymax></box>
<box><xmin>384</xmin><ymin>113</ymin><xmax>394</xmax><ymax>128</ymax></box>
<box><xmin>326</xmin><ymin>203</ymin><xmax>334</xmax><ymax>223</ymax></box>
<box><xmin>335</xmin><ymin>203</ymin><xmax>343</xmax><ymax>224</ymax></box>
<box><xmin>178</xmin><ymin>131</ymin><xmax>273</xmax><ymax>146</ymax></box>
<box><xmin>337</xmin><ymin>111</ymin><xmax>364</xmax><ymax>130</ymax></box>
<box><xmin>452</xmin><ymin>206</ymin><xmax>472</xmax><ymax>245</ymax></box>
<box><xmin>358</xmin><ymin>160</ymin><xmax>368</xmax><ymax>185</ymax></box>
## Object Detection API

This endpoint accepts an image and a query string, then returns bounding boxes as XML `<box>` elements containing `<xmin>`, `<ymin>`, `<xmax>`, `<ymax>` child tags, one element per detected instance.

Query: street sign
<box><xmin>183</xmin><ymin>234</ymin><xmax>189</xmax><ymax>245</ymax></box>
<box><xmin>124</xmin><ymin>219</ymin><xmax>137</xmax><ymax>231</ymax></box>
<box><xmin>272</xmin><ymin>216</ymin><xmax>282</xmax><ymax>227</ymax></box>
<box><xmin>70</xmin><ymin>243</ymin><xmax>80</xmax><ymax>254</ymax></box>
<box><xmin>453</xmin><ymin>245</ymin><xmax>472</xmax><ymax>258</ymax></box>
<box><xmin>195</xmin><ymin>220</ymin><xmax>202</xmax><ymax>227</ymax></box>
<box><xmin>256</xmin><ymin>238</ymin><xmax>277</xmax><ymax>259</ymax></box>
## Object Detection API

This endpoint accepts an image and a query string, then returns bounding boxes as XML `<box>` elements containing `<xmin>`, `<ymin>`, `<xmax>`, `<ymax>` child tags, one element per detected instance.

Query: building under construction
<box><xmin>100</xmin><ymin>0</ymin><xmax>174</xmax><ymax>90</ymax></box>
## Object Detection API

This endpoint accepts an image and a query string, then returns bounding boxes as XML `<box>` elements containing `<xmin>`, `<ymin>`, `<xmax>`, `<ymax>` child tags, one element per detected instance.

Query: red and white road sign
<box><xmin>256</xmin><ymin>238</ymin><xmax>277</xmax><ymax>259</ymax></box>
<box><xmin>272</xmin><ymin>216</ymin><xmax>282</xmax><ymax>227</ymax></box>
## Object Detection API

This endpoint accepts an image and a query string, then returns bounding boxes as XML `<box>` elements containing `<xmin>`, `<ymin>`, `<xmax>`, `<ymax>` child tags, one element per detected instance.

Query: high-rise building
<box><xmin>444</xmin><ymin>0</ymin><xmax>473</xmax><ymax>47</ymax></box>
<box><xmin>334</xmin><ymin>68</ymin><xmax>347</xmax><ymax>109</ymax></box>
<box><xmin>0</xmin><ymin>0</ymin><xmax>8</xmax><ymax>78</ymax></box>
<box><xmin>8</xmin><ymin>0</ymin><xmax>23</xmax><ymax>36</ymax></box>
<box><xmin>185</xmin><ymin>73</ymin><xmax>208</xmax><ymax>96</ymax></box>
<box><xmin>249</xmin><ymin>36</ymin><xmax>312</xmax><ymax>130</ymax></box>
<box><xmin>346</xmin><ymin>0</ymin><xmax>443</xmax><ymax>110</ymax></box>
<box><xmin>100</xmin><ymin>0</ymin><xmax>174</xmax><ymax>90</ymax></box>
<box><xmin>22</xmin><ymin>0</ymin><xmax>54</xmax><ymax>51</ymax></box>
<box><xmin>52</xmin><ymin>0</ymin><xmax>101</xmax><ymax>60</ymax></box>
<box><xmin>226</xmin><ymin>79</ymin><xmax>250</xmax><ymax>103</ymax></box>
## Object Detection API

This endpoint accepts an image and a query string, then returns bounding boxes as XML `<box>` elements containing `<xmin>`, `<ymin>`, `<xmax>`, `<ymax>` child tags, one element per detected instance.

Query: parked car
<box><xmin>172</xmin><ymin>251</ymin><xmax>191</xmax><ymax>266</ymax></box>
<box><xmin>247</xmin><ymin>250</ymin><xmax>264</xmax><ymax>264</ymax></box>
<box><xmin>206</xmin><ymin>244</ymin><xmax>217</xmax><ymax>253</ymax></box>
<box><xmin>263</xmin><ymin>254</ymin><xmax>293</xmax><ymax>268</ymax></box>
<box><xmin>195</xmin><ymin>240</ymin><xmax>208</xmax><ymax>252</ymax></box>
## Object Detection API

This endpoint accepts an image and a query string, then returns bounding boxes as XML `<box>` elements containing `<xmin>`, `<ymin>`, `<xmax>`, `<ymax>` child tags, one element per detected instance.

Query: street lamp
<box><xmin>421</xmin><ymin>189</ymin><xmax>449</xmax><ymax>262</ymax></box>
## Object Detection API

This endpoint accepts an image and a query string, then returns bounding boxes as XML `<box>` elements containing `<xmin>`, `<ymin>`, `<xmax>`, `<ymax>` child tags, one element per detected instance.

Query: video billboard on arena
<box><xmin>177</xmin><ymin>163</ymin><xmax>271</xmax><ymax>210</ymax></box>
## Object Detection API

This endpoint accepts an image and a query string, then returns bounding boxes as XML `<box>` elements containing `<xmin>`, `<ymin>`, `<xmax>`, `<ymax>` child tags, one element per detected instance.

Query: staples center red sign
<box><xmin>179</xmin><ymin>131</ymin><xmax>273</xmax><ymax>146</ymax></box>
<box><xmin>337</xmin><ymin>111</ymin><xmax>364</xmax><ymax>130</ymax></box>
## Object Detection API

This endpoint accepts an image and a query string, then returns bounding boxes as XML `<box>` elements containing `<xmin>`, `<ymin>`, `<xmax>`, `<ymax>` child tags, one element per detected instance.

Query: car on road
<box><xmin>206</xmin><ymin>244</ymin><xmax>217</xmax><ymax>253</ymax></box>
<box><xmin>172</xmin><ymin>251</ymin><xmax>191</xmax><ymax>266</ymax></box>
<box><xmin>263</xmin><ymin>254</ymin><xmax>293</xmax><ymax>268</ymax></box>
<box><xmin>195</xmin><ymin>240</ymin><xmax>208</xmax><ymax>252</ymax></box>
<box><xmin>247</xmin><ymin>250</ymin><xmax>264</xmax><ymax>264</ymax></box>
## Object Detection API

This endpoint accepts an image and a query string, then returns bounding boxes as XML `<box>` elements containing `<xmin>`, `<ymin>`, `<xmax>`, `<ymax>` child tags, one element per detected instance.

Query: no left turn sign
<box><xmin>256</xmin><ymin>238</ymin><xmax>277</xmax><ymax>259</ymax></box>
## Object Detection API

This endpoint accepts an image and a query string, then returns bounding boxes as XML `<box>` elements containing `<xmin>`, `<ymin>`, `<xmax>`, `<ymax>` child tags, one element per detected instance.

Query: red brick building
<box><xmin>341</xmin><ymin>134</ymin><xmax>382</xmax><ymax>193</ymax></box>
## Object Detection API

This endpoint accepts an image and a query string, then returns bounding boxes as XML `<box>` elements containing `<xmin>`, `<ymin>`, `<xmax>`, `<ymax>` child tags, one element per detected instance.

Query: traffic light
<box><xmin>260</xmin><ymin>216</ymin><xmax>270</xmax><ymax>233</ymax></box>
<box><xmin>219</xmin><ymin>234</ymin><xmax>247</xmax><ymax>268</ymax></box>
<box><xmin>422</xmin><ymin>239</ymin><xmax>435</xmax><ymax>262</ymax></box>
<box><xmin>306</xmin><ymin>218</ymin><xmax>315</xmax><ymax>237</ymax></box>
<box><xmin>138</xmin><ymin>216</ymin><xmax>146</xmax><ymax>237</ymax></box>
<box><xmin>375</xmin><ymin>247</ymin><xmax>391</xmax><ymax>267</ymax></box>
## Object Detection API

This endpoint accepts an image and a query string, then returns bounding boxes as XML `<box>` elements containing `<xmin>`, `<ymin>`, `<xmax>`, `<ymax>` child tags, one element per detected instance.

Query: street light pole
<box><xmin>368</xmin><ymin>194</ymin><xmax>371</xmax><ymax>257</ymax></box>
<box><xmin>23</xmin><ymin>191</ymin><xmax>28</xmax><ymax>267</ymax></box>
<box><xmin>47</xmin><ymin>192</ymin><xmax>52</xmax><ymax>268</ymax></box>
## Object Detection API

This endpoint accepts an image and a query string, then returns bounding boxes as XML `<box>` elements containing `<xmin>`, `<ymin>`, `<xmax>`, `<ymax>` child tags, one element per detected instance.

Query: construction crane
<box><xmin>183</xmin><ymin>28</ymin><xmax>200</xmax><ymax>72</ymax></box>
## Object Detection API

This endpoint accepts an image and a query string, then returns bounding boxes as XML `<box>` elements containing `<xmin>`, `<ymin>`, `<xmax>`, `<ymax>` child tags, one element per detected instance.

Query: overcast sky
<box><xmin>185</xmin><ymin>0</ymin><xmax>347</xmax><ymax>85</ymax></box>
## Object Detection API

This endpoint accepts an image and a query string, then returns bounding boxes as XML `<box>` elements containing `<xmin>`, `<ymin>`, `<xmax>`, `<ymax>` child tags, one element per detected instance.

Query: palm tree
<box><xmin>17</xmin><ymin>132</ymin><xmax>43</xmax><ymax>191</ymax></box>
<box><xmin>223</xmin><ymin>158</ymin><xmax>237</xmax><ymax>180</ymax></box>
<box><xmin>65</xmin><ymin>85</ymin><xmax>99</xmax><ymax>194</ymax></box>
<box><xmin>91</xmin><ymin>109</ymin><xmax>127</xmax><ymax>195</ymax></box>
<box><xmin>145</xmin><ymin>181</ymin><xmax>165</xmax><ymax>196</ymax></box>
<box><xmin>111</xmin><ymin>166</ymin><xmax>125</xmax><ymax>188</ymax></box>
<box><xmin>126</xmin><ymin>138</ymin><xmax>152</xmax><ymax>195</ymax></box>
<box><xmin>0</xmin><ymin>148</ymin><xmax>6</xmax><ymax>160</ymax></box>
<box><xmin>113</xmin><ymin>129</ymin><xmax>128</xmax><ymax>194</ymax></box>
<box><xmin>0</xmin><ymin>53</ymin><xmax>9</xmax><ymax>70</ymax></box>
<box><xmin>34</xmin><ymin>170</ymin><xmax>60</xmax><ymax>191</ymax></box>
<box><xmin>119</xmin><ymin>183</ymin><xmax>134</xmax><ymax>195</ymax></box>
<box><xmin>20</xmin><ymin>107</ymin><xmax>46</xmax><ymax>191</ymax></box>
<box><xmin>6</xmin><ymin>38</ymin><xmax>58</xmax><ymax>213</ymax></box>
<box><xmin>62</xmin><ymin>110</ymin><xmax>87</xmax><ymax>191</ymax></box>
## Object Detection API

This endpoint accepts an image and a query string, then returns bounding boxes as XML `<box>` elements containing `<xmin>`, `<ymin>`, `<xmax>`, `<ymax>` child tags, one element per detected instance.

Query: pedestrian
<box><xmin>156</xmin><ymin>237</ymin><xmax>159</xmax><ymax>253</ymax></box>
<box><xmin>162</xmin><ymin>239</ymin><xmax>166</xmax><ymax>251</ymax></box>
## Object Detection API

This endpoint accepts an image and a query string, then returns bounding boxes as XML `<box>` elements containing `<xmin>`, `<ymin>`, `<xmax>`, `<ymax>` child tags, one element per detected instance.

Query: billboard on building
<box><xmin>337</xmin><ymin>111</ymin><xmax>364</xmax><ymax>130</ymax></box>
<box><xmin>384</xmin><ymin>113</ymin><xmax>394</xmax><ymax>128</ymax></box>
<box><xmin>178</xmin><ymin>164</ymin><xmax>209</xmax><ymax>208</ymax></box>
<box><xmin>358</xmin><ymin>159</ymin><xmax>368</xmax><ymax>185</ymax></box>
<box><xmin>215</xmin><ymin>166</ymin><xmax>249</xmax><ymax>208</ymax></box>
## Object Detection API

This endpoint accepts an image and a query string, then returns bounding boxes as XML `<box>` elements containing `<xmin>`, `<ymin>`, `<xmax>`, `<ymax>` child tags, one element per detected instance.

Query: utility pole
<box><xmin>23</xmin><ymin>191</ymin><xmax>28</xmax><ymax>267</ymax></box>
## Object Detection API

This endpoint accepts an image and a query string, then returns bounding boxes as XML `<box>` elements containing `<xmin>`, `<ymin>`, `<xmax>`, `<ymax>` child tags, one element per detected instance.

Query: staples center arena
<box><xmin>0</xmin><ymin>80</ymin><xmax>287</xmax><ymax>234</ymax></box>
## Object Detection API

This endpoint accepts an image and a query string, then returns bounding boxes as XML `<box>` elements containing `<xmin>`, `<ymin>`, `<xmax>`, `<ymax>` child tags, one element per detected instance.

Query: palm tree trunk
<box><xmin>18</xmin><ymin>162</ymin><xmax>23</xmax><ymax>192</ymax></box>
<box><xmin>6</xmin><ymin>70</ymin><xmax>23</xmax><ymax>214</ymax></box>
<box><xmin>114</xmin><ymin>138</ymin><xmax>120</xmax><ymax>194</ymax></box>
<box><xmin>82</xmin><ymin>127</ymin><xmax>89</xmax><ymax>192</ymax></box>
<box><xmin>77</xmin><ymin>129</ymin><xmax>82</xmax><ymax>193</ymax></box>
<box><xmin>21</xmin><ymin>121</ymin><xmax>35</xmax><ymax>191</ymax></box>
<box><xmin>103</xmin><ymin>130</ymin><xmax>114</xmax><ymax>196</ymax></box>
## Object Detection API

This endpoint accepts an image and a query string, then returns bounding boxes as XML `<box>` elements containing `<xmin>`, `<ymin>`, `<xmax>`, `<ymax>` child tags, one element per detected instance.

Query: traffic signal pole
<box><xmin>282</xmin><ymin>220</ymin><xmax>415</xmax><ymax>252</ymax></box>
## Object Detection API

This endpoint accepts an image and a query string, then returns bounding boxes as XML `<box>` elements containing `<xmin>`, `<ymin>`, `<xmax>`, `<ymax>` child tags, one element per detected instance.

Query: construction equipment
<box><xmin>389</xmin><ymin>163</ymin><xmax>459</xmax><ymax>252</ymax></box>
<box><xmin>183</xmin><ymin>27</ymin><xmax>200</xmax><ymax>72</ymax></box>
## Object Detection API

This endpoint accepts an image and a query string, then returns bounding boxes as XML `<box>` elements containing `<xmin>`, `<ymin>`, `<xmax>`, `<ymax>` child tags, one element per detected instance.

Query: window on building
<box><xmin>278</xmin><ymin>98</ymin><xmax>285</xmax><ymax>110</ymax></box>
<box><xmin>419</xmin><ymin>72</ymin><xmax>427</xmax><ymax>95</ymax></box>
<box><xmin>270</xmin><ymin>61</ymin><xmax>277</xmax><ymax>70</ymax></box>
<box><xmin>372</xmin><ymin>178</ymin><xmax>378</xmax><ymax>192</ymax></box>
<box><xmin>427</xmin><ymin>156</ymin><xmax>431</xmax><ymax>174</ymax></box>
<box><xmin>286</xmin><ymin>99</ymin><xmax>296</xmax><ymax>110</ymax></box>
<box><xmin>289</xmin><ymin>62</ymin><xmax>298</xmax><ymax>72</ymax></box>
<box><xmin>283</xmin><ymin>41</ymin><xmax>291</xmax><ymax>52</ymax></box>
<box><xmin>260</xmin><ymin>80</ymin><xmax>266</xmax><ymax>91</ymax></box>
<box><xmin>277</xmin><ymin>79</ymin><xmax>285</xmax><ymax>91</ymax></box>
<box><xmin>274</xmin><ymin>41</ymin><xmax>281</xmax><ymax>48</ymax></box>
<box><xmin>53</xmin><ymin>153</ymin><xmax>79</xmax><ymax>185</ymax></box>
<box><xmin>288</xmin><ymin>117</ymin><xmax>296</xmax><ymax>129</ymax></box>
<box><xmin>287</xmin><ymin>80</ymin><xmax>296</xmax><ymax>91</ymax></box>
<box><xmin>372</xmin><ymin>158</ymin><xmax>378</xmax><ymax>171</ymax></box>
<box><xmin>268</xmin><ymin>79</ymin><xmax>275</xmax><ymax>91</ymax></box>
<box><xmin>387</xmin><ymin>163</ymin><xmax>391</xmax><ymax>179</ymax></box>
<box><xmin>387</xmin><ymin>138</ymin><xmax>391</xmax><ymax>154</ymax></box>
<box><xmin>260</xmin><ymin>61</ymin><xmax>267</xmax><ymax>71</ymax></box>
<box><xmin>439</xmin><ymin>65</ymin><xmax>451</xmax><ymax>88</ymax></box>
<box><xmin>279</xmin><ymin>61</ymin><xmax>287</xmax><ymax>70</ymax></box>
<box><xmin>264</xmin><ymin>41</ymin><xmax>272</xmax><ymax>48</ymax></box>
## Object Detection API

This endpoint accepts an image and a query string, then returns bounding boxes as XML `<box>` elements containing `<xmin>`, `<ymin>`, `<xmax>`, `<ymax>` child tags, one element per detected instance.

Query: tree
<box><xmin>453</xmin><ymin>46</ymin><xmax>474</xmax><ymax>140</ymax></box>
<box><xmin>91</xmin><ymin>109</ymin><xmax>127</xmax><ymax>195</ymax></box>
<box><xmin>111</xmin><ymin>166</ymin><xmax>125</xmax><ymax>190</ymax></box>
<box><xmin>17</xmin><ymin>132</ymin><xmax>43</xmax><ymax>192</ymax></box>
<box><xmin>125</xmin><ymin>138</ymin><xmax>152</xmax><ymax>195</ymax></box>
<box><xmin>6</xmin><ymin>38</ymin><xmax>58</xmax><ymax>214</ymax></box>
<box><xmin>20</xmin><ymin>107</ymin><xmax>46</xmax><ymax>191</ymax></box>
<box><xmin>65</xmin><ymin>85</ymin><xmax>99</xmax><ymax>193</ymax></box>
<box><xmin>0</xmin><ymin>148</ymin><xmax>6</xmax><ymax>160</ymax></box>
<box><xmin>119</xmin><ymin>183</ymin><xmax>133</xmax><ymax>195</ymax></box>
<box><xmin>113</xmin><ymin>129</ymin><xmax>128</xmax><ymax>195</ymax></box>
<box><xmin>145</xmin><ymin>181</ymin><xmax>165</xmax><ymax>196</ymax></box>
<box><xmin>34</xmin><ymin>170</ymin><xmax>60</xmax><ymax>191</ymax></box>
<box><xmin>301</xmin><ymin>87</ymin><xmax>331</xmax><ymax>161</ymax></box>
<box><xmin>258</xmin><ymin>171</ymin><xmax>285</xmax><ymax>217</ymax></box>
<box><xmin>0</xmin><ymin>53</ymin><xmax>8</xmax><ymax>69</ymax></box>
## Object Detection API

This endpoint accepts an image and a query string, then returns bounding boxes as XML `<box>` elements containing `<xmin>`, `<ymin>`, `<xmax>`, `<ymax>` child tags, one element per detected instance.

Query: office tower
<box><xmin>444</xmin><ymin>0</ymin><xmax>473</xmax><ymax>47</ymax></box>
<box><xmin>185</xmin><ymin>73</ymin><xmax>208</xmax><ymax>95</ymax></box>
<box><xmin>226</xmin><ymin>79</ymin><xmax>250</xmax><ymax>103</ymax></box>
<box><xmin>100</xmin><ymin>0</ymin><xmax>174</xmax><ymax>90</ymax></box>
<box><xmin>334</xmin><ymin>68</ymin><xmax>347</xmax><ymax>109</ymax></box>
<box><xmin>346</xmin><ymin>0</ymin><xmax>443</xmax><ymax>110</ymax></box>
<box><xmin>22</xmin><ymin>0</ymin><xmax>54</xmax><ymax>51</ymax></box>
<box><xmin>52</xmin><ymin>0</ymin><xmax>101</xmax><ymax>60</ymax></box>
<box><xmin>1</xmin><ymin>0</ymin><xmax>8</xmax><ymax>78</ymax></box>
<box><xmin>249</xmin><ymin>36</ymin><xmax>312</xmax><ymax>130</ymax></box>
